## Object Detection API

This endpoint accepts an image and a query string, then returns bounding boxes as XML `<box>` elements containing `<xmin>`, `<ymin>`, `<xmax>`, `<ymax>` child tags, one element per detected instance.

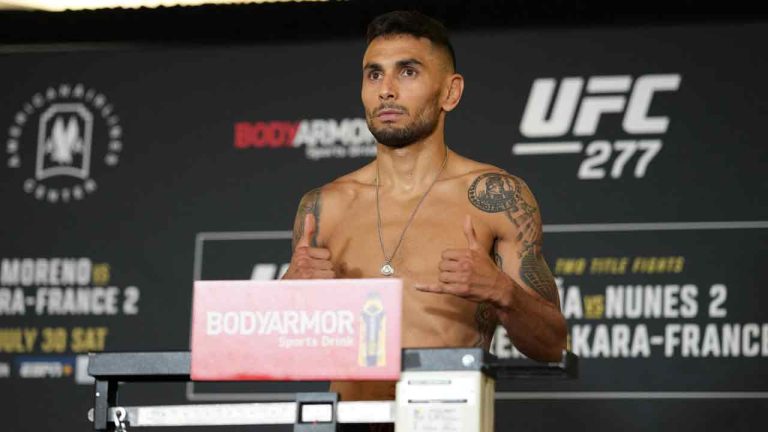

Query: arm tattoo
<box><xmin>474</xmin><ymin>243</ymin><xmax>503</xmax><ymax>348</ymax></box>
<box><xmin>520</xmin><ymin>249</ymin><xmax>559</xmax><ymax>304</ymax></box>
<box><xmin>473</xmin><ymin>302</ymin><xmax>499</xmax><ymax>349</ymax></box>
<box><xmin>468</xmin><ymin>173</ymin><xmax>559</xmax><ymax>305</ymax></box>
<box><xmin>493</xmin><ymin>242</ymin><xmax>503</xmax><ymax>269</ymax></box>
<box><xmin>291</xmin><ymin>188</ymin><xmax>322</xmax><ymax>250</ymax></box>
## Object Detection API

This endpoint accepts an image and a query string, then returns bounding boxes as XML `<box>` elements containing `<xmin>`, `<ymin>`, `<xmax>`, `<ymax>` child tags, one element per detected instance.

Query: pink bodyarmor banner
<box><xmin>191</xmin><ymin>279</ymin><xmax>402</xmax><ymax>381</ymax></box>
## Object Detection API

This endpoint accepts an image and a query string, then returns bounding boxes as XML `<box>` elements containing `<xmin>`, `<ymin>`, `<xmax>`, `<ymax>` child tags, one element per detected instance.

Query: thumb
<box><xmin>464</xmin><ymin>214</ymin><xmax>479</xmax><ymax>250</ymax></box>
<box><xmin>297</xmin><ymin>213</ymin><xmax>316</xmax><ymax>248</ymax></box>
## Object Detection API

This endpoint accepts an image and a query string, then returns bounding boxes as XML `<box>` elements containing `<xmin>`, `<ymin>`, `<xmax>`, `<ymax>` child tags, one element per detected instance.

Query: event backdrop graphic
<box><xmin>1</xmin><ymin>21</ymin><xmax>766</xmax><ymax>431</ymax></box>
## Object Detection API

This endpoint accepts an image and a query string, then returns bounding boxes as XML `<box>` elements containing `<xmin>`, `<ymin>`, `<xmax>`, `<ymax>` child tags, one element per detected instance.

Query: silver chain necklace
<box><xmin>375</xmin><ymin>148</ymin><xmax>448</xmax><ymax>277</ymax></box>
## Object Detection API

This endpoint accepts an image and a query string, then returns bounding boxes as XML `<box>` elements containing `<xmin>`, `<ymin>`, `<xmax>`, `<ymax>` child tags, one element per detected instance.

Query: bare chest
<box><xmin>322</xmin><ymin>193</ymin><xmax>494</xmax><ymax>347</ymax></box>
<box><xmin>326</xmin><ymin>195</ymin><xmax>490</xmax><ymax>281</ymax></box>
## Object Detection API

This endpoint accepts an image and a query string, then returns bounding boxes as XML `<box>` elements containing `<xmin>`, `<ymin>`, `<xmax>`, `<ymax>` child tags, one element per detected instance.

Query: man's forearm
<box><xmin>493</xmin><ymin>273</ymin><xmax>567</xmax><ymax>362</ymax></box>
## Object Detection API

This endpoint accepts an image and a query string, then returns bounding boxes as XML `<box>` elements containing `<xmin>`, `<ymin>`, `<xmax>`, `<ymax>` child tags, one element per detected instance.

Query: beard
<box><xmin>367</xmin><ymin>102</ymin><xmax>440</xmax><ymax>149</ymax></box>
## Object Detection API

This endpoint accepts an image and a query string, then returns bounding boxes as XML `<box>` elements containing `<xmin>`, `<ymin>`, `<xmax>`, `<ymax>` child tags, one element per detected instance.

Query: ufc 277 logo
<box><xmin>514</xmin><ymin>74</ymin><xmax>681</xmax><ymax>179</ymax></box>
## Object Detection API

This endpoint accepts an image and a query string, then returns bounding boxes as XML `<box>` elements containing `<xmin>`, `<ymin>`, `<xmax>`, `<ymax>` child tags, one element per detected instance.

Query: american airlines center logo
<box><xmin>4</xmin><ymin>84</ymin><xmax>123</xmax><ymax>203</ymax></box>
<box><xmin>234</xmin><ymin>118</ymin><xmax>376</xmax><ymax>160</ymax></box>
<box><xmin>513</xmin><ymin>74</ymin><xmax>681</xmax><ymax>180</ymax></box>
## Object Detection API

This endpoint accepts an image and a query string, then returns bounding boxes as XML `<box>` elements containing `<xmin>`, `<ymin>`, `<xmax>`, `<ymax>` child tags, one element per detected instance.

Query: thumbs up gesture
<box><xmin>282</xmin><ymin>213</ymin><xmax>336</xmax><ymax>280</ymax></box>
<box><xmin>415</xmin><ymin>215</ymin><xmax>508</xmax><ymax>305</ymax></box>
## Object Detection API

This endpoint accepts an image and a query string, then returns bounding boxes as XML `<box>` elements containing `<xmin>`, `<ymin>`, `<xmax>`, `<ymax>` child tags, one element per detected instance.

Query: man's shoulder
<box><xmin>303</xmin><ymin>162</ymin><xmax>374</xmax><ymax>206</ymax></box>
<box><xmin>448</xmin><ymin>153</ymin><xmax>528</xmax><ymax>190</ymax></box>
<box><xmin>447</xmin><ymin>154</ymin><xmax>539</xmax><ymax>220</ymax></box>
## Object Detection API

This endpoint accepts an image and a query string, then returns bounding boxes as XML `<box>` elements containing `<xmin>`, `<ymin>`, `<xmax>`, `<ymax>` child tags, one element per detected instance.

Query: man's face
<box><xmin>361</xmin><ymin>35</ymin><xmax>451</xmax><ymax>148</ymax></box>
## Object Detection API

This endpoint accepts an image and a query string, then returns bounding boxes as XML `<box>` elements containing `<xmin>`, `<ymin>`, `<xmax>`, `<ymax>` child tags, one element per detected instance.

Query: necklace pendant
<box><xmin>380</xmin><ymin>263</ymin><xmax>394</xmax><ymax>277</ymax></box>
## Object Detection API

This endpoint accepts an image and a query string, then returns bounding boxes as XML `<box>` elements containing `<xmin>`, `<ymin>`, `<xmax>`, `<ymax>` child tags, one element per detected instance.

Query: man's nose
<box><xmin>378</xmin><ymin>75</ymin><xmax>397</xmax><ymax>101</ymax></box>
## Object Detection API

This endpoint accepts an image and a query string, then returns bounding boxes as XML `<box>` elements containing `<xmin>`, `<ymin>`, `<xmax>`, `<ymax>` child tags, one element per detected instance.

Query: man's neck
<box><xmin>376</xmin><ymin>134</ymin><xmax>448</xmax><ymax>193</ymax></box>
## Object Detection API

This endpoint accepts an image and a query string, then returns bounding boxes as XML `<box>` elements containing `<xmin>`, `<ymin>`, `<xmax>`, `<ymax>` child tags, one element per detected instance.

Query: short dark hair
<box><xmin>366</xmin><ymin>10</ymin><xmax>456</xmax><ymax>71</ymax></box>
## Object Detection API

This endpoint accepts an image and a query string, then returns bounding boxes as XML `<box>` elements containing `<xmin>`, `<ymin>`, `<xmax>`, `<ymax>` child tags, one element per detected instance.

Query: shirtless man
<box><xmin>282</xmin><ymin>10</ymin><xmax>567</xmax><ymax>403</ymax></box>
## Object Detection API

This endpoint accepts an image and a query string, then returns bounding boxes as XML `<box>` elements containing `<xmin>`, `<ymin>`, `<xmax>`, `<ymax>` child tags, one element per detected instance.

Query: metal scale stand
<box><xmin>87</xmin><ymin>348</ymin><xmax>577</xmax><ymax>431</ymax></box>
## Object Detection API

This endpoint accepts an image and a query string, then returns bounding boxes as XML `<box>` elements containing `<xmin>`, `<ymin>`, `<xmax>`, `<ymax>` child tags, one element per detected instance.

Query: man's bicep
<box><xmin>291</xmin><ymin>188</ymin><xmax>322</xmax><ymax>251</ymax></box>
<box><xmin>468</xmin><ymin>172</ymin><xmax>560</xmax><ymax>307</ymax></box>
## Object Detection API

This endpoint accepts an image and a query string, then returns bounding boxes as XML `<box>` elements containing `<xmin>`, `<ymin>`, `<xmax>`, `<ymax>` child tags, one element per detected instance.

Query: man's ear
<box><xmin>442</xmin><ymin>73</ymin><xmax>464</xmax><ymax>112</ymax></box>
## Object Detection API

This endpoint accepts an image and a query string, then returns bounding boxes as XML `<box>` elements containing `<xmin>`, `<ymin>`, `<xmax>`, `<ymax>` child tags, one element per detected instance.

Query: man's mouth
<box><xmin>376</xmin><ymin>109</ymin><xmax>405</xmax><ymax>121</ymax></box>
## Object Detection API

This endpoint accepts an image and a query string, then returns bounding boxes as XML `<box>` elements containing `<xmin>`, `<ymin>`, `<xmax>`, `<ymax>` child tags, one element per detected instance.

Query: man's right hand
<box><xmin>282</xmin><ymin>213</ymin><xmax>335</xmax><ymax>279</ymax></box>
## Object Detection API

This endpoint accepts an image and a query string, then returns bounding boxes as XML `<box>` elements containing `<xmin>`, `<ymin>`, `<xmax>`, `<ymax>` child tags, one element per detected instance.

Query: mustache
<box><xmin>373</xmin><ymin>104</ymin><xmax>409</xmax><ymax>116</ymax></box>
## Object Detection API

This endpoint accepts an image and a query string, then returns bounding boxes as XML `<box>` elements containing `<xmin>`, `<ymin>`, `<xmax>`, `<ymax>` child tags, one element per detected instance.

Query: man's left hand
<box><xmin>415</xmin><ymin>215</ymin><xmax>512</xmax><ymax>307</ymax></box>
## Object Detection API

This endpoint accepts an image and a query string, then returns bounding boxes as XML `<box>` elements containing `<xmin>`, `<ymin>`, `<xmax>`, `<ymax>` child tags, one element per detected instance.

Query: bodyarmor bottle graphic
<box><xmin>358</xmin><ymin>293</ymin><xmax>386</xmax><ymax>367</ymax></box>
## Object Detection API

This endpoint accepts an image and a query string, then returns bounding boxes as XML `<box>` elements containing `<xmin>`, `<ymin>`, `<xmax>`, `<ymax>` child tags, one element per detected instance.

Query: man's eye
<box><xmin>401</xmin><ymin>68</ymin><xmax>417</xmax><ymax>77</ymax></box>
<box><xmin>369</xmin><ymin>71</ymin><xmax>383</xmax><ymax>80</ymax></box>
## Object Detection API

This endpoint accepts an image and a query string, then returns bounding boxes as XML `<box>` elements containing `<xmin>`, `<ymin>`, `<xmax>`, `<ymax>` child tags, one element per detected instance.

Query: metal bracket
<box><xmin>92</xmin><ymin>379</ymin><xmax>118</xmax><ymax>431</ymax></box>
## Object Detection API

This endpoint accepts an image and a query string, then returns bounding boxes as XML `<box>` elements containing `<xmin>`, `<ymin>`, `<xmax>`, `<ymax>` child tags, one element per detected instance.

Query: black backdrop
<box><xmin>1</xmin><ymin>4</ymin><xmax>767</xmax><ymax>431</ymax></box>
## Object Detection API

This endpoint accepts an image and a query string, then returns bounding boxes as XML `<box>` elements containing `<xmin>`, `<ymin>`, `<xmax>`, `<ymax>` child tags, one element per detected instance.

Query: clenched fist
<box><xmin>282</xmin><ymin>213</ymin><xmax>336</xmax><ymax>279</ymax></box>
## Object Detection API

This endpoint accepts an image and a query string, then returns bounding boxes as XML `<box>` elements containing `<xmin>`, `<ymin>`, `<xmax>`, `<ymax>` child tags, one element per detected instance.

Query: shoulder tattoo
<box><xmin>468</xmin><ymin>173</ymin><xmax>539</xmax><ymax>255</ymax></box>
<box><xmin>468</xmin><ymin>173</ymin><xmax>519</xmax><ymax>213</ymax></box>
